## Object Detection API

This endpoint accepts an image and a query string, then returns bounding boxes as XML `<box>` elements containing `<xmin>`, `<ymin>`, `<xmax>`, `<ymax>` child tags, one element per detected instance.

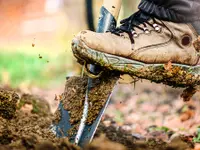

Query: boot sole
<box><xmin>72</xmin><ymin>39</ymin><xmax>200</xmax><ymax>88</ymax></box>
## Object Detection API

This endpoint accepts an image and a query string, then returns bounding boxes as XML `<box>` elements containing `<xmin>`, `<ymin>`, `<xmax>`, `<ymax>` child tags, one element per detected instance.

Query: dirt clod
<box><xmin>0</xmin><ymin>89</ymin><xmax>19</xmax><ymax>119</ymax></box>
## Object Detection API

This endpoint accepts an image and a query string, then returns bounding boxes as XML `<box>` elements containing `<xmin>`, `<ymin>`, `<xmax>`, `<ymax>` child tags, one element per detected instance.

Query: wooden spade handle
<box><xmin>103</xmin><ymin>0</ymin><xmax>122</xmax><ymax>20</ymax></box>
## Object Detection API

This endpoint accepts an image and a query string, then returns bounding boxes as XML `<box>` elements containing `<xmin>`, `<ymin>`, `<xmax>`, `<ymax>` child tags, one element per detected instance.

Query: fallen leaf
<box><xmin>180</xmin><ymin>110</ymin><xmax>195</xmax><ymax>122</ymax></box>
<box><xmin>164</xmin><ymin>60</ymin><xmax>172</xmax><ymax>71</ymax></box>
<box><xmin>59</xmin><ymin>95</ymin><xmax>62</xmax><ymax>100</ymax></box>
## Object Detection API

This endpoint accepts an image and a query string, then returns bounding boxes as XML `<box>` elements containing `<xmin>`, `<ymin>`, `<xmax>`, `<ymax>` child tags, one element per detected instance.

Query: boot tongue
<box><xmin>191</xmin><ymin>20</ymin><xmax>200</xmax><ymax>35</ymax></box>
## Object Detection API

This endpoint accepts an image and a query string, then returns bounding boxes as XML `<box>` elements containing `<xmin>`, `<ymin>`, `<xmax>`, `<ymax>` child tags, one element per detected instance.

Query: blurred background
<box><xmin>0</xmin><ymin>0</ymin><xmax>200</xmax><ymax>138</ymax></box>
<box><xmin>0</xmin><ymin>0</ymin><xmax>139</xmax><ymax>88</ymax></box>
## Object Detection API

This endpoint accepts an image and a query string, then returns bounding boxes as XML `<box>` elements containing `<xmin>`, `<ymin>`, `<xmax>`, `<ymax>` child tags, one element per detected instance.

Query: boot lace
<box><xmin>109</xmin><ymin>11</ymin><xmax>162</xmax><ymax>49</ymax></box>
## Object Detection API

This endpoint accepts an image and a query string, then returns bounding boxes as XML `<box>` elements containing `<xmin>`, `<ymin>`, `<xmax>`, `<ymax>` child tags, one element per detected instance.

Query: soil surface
<box><xmin>0</xmin><ymin>84</ymin><xmax>197</xmax><ymax>150</ymax></box>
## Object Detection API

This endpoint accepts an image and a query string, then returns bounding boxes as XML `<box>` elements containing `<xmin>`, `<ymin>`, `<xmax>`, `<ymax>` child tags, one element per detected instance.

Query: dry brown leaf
<box><xmin>164</xmin><ymin>60</ymin><xmax>172</xmax><ymax>71</ymax></box>
<box><xmin>59</xmin><ymin>95</ymin><xmax>62</xmax><ymax>100</ymax></box>
<box><xmin>180</xmin><ymin>110</ymin><xmax>195</xmax><ymax>122</ymax></box>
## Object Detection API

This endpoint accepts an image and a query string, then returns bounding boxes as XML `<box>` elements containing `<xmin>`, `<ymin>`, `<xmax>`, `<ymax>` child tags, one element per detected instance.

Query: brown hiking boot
<box><xmin>72</xmin><ymin>11</ymin><xmax>200</xmax><ymax>87</ymax></box>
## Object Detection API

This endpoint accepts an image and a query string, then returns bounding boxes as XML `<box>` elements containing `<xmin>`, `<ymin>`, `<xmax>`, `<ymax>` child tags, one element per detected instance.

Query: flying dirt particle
<box><xmin>39</xmin><ymin>54</ymin><xmax>42</xmax><ymax>59</ymax></box>
<box><xmin>32</xmin><ymin>38</ymin><xmax>36</xmax><ymax>47</ymax></box>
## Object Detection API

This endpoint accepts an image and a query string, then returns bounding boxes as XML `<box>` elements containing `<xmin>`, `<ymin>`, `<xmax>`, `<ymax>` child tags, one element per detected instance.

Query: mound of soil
<box><xmin>0</xmin><ymin>88</ymin><xmax>195</xmax><ymax>150</ymax></box>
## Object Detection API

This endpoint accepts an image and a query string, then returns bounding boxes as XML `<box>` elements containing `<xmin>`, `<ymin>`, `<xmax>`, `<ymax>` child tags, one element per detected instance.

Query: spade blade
<box><xmin>51</xmin><ymin>74</ymin><xmax>119</xmax><ymax>146</ymax></box>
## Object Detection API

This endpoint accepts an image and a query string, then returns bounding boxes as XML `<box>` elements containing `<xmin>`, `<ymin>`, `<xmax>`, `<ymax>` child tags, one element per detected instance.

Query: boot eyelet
<box><xmin>133</xmin><ymin>33</ymin><xmax>138</xmax><ymax>38</ymax></box>
<box><xmin>143</xmin><ymin>28</ymin><xmax>150</xmax><ymax>34</ymax></box>
<box><xmin>153</xmin><ymin>23</ymin><xmax>158</xmax><ymax>28</ymax></box>
<box><xmin>131</xmin><ymin>30</ymin><xmax>138</xmax><ymax>38</ymax></box>
<box><xmin>155</xmin><ymin>27</ymin><xmax>162</xmax><ymax>33</ymax></box>
<box><xmin>145</xmin><ymin>30</ymin><xmax>150</xmax><ymax>34</ymax></box>
<box><xmin>153</xmin><ymin>23</ymin><xmax>162</xmax><ymax>33</ymax></box>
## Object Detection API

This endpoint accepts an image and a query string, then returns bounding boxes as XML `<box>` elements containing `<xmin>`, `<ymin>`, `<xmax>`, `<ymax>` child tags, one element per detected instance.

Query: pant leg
<box><xmin>138</xmin><ymin>0</ymin><xmax>200</xmax><ymax>22</ymax></box>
